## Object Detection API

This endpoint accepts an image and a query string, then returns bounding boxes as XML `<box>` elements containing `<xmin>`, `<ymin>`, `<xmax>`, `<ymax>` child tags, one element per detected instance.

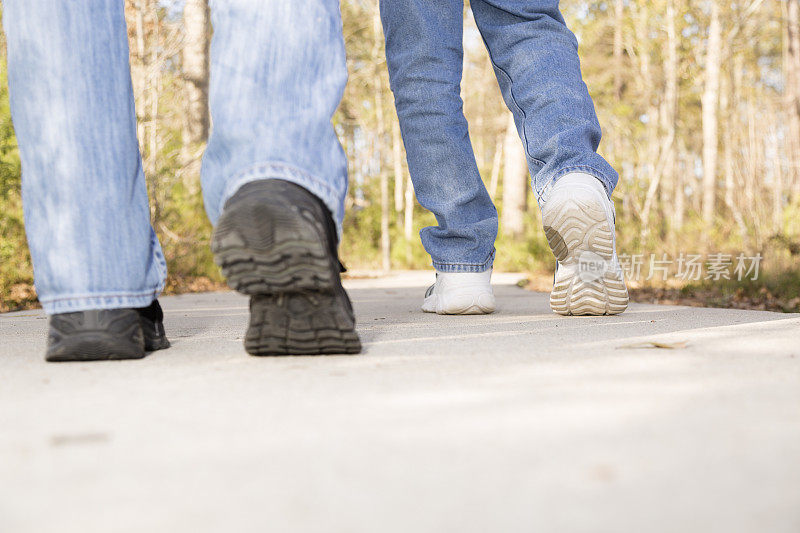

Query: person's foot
<box><xmin>45</xmin><ymin>299</ymin><xmax>170</xmax><ymax>362</ymax></box>
<box><xmin>541</xmin><ymin>173</ymin><xmax>628</xmax><ymax>316</ymax></box>
<box><xmin>422</xmin><ymin>269</ymin><xmax>496</xmax><ymax>315</ymax></box>
<box><xmin>211</xmin><ymin>179</ymin><xmax>361</xmax><ymax>356</ymax></box>
<box><xmin>137</xmin><ymin>299</ymin><xmax>171</xmax><ymax>351</ymax></box>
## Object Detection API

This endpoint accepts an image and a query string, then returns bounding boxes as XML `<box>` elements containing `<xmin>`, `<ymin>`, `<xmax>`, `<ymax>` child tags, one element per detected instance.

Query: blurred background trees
<box><xmin>1</xmin><ymin>0</ymin><xmax>799</xmax><ymax>311</ymax></box>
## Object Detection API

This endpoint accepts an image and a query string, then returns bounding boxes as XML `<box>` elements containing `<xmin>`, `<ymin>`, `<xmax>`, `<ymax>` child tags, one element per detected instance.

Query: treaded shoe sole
<box><xmin>212</xmin><ymin>208</ymin><xmax>334</xmax><ymax>295</ymax></box>
<box><xmin>247</xmin><ymin>293</ymin><xmax>361</xmax><ymax>355</ymax></box>
<box><xmin>423</xmin><ymin>293</ymin><xmax>496</xmax><ymax>315</ymax></box>
<box><xmin>543</xmin><ymin>195</ymin><xmax>629</xmax><ymax>316</ymax></box>
<box><xmin>211</xmin><ymin>181</ymin><xmax>361</xmax><ymax>356</ymax></box>
<box><xmin>46</xmin><ymin>309</ymin><xmax>146</xmax><ymax>362</ymax></box>
<box><xmin>46</xmin><ymin>332</ymin><xmax>146</xmax><ymax>362</ymax></box>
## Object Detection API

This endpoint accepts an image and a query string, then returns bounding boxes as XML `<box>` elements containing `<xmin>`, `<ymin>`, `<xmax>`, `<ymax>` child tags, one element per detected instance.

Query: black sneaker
<box><xmin>136</xmin><ymin>299</ymin><xmax>171</xmax><ymax>351</ymax></box>
<box><xmin>211</xmin><ymin>179</ymin><xmax>361</xmax><ymax>356</ymax></box>
<box><xmin>45</xmin><ymin>299</ymin><xmax>170</xmax><ymax>362</ymax></box>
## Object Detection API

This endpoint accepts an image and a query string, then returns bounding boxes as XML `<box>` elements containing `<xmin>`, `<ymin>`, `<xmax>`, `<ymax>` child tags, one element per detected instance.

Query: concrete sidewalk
<box><xmin>1</xmin><ymin>271</ymin><xmax>799</xmax><ymax>533</ymax></box>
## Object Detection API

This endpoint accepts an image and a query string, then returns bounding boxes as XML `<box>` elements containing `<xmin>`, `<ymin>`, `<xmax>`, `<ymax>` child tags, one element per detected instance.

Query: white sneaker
<box><xmin>422</xmin><ymin>269</ymin><xmax>496</xmax><ymax>315</ymax></box>
<box><xmin>541</xmin><ymin>173</ymin><xmax>629</xmax><ymax>316</ymax></box>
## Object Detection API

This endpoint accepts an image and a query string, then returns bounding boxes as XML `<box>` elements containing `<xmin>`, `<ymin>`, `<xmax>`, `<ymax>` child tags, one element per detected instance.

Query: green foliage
<box><xmin>0</xmin><ymin>55</ymin><xmax>34</xmax><ymax>310</ymax></box>
<box><xmin>340</xmin><ymin>181</ymin><xmax>437</xmax><ymax>271</ymax></box>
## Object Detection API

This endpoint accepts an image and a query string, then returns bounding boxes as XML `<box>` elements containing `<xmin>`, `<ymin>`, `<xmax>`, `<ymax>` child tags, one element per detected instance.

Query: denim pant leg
<box><xmin>201</xmin><ymin>0</ymin><xmax>349</xmax><ymax>235</ymax></box>
<box><xmin>380</xmin><ymin>0</ymin><xmax>497</xmax><ymax>273</ymax></box>
<box><xmin>2</xmin><ymin>0</ymin><xmax>167</xmax><ymax>314</ymax></box>
<box><xmin>470</xmin><ymin>0</ymin><xmax>619</xmax><ymax>206</ymax></box>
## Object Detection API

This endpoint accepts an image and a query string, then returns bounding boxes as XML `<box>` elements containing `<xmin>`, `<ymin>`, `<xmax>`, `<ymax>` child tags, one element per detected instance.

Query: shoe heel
<box><xmin>544</xmin><ymin>188</ymin><xmax>629</xmax><ymax>316</ymax></box>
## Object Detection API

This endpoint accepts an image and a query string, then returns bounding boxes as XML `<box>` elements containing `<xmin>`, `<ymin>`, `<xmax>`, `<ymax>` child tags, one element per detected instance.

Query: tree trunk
<box><xmin>674</xmin><ymin>146</ymin><xmax>686</xmax><ymax>230</ymax></box>
<box><xmin>721</xmin><ymin>65</ymin><xmax>749</xmax><ymax>245</ymax></box>
<box><xmin>613</xmin><ymin>0</ymin><xmax>624</xmax><ymax>100</ymax></box>
<box><xmin>404</xmin><ymin>173</ymin><xmax>414</xmax><ymax>263</ymax></box>
<box><xmin>488</xmin><ymin>135</ymin><xmax>503</xmax><ymax>200</ymax></box>
<box><xmin>148</xmin><ymin>12</ymin><xmax>160</xmax><ymax>222</ymax></box>
<box><xmin>500</xmin><ymin>112</ymin><xmax>528</xmax><ymax>238</ymax></box>
<box><xmin>631</xmin><ymin>1</ymin><xmax>660</xmax><ymax>233</ymax></box>
<box><xmin>392</xmin><ymin>119</ymin><xmax>404</xmax><ymax>229</ymax></box>
<box><xmin>664</xmin><ymin>0</ymin><xmax>679</xmax><ymax>234</ymax></box>
<box><xmin>131</xmin><ymin>1</ymin><xmax>161</xmax><ymax>220</ymax></box>
<box><xmin>785</xmin><ymin>0</ymin><xmax>800</xmax><ymax>198</ymax></box>
<box><xmin>373</xmin><ymin>6</ymin><xmax>390</xmax><ymax>272</ymax></box>
<box><xmin>701</xmin><ymin>0</ymin><xmax>722</xmax><ymax>227</ymax></box>
<box><xmin>133</xmin><ymin>2</ymin><xmax>147</xmax><ymax>149</ymax></box>
<box><xmin>380</xmin><ymin>138</ymin><xmax>390</xmax><ymax>271</ymax></box>
<box><xmin>772</xmin><ymin>117</ymin><xmax>784</xmax><ymax>232</ymax></box>
<box><xmin>181</xmin><ymin>0</ymin><xmax>210</xmax><ymax>172</ymax></box>
<box><xmin>474</xmin><ymin>92</ymin><xmax>486</xmax><ymax>171</ymax></box>
<box><xmin>745</xmin><ymin>100</ymin><xmax>763</xmax><ymax>248</ymax></box>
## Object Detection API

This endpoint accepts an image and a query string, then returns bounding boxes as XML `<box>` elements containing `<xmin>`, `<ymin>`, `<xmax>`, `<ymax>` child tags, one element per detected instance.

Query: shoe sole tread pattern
<box><xmin>46</xmin><ymin>309</ymin><xmax>147</xmax><ymax>362</ymax></box>
<box><xmin>425</xmin><ymin>292</ymin><xmax>496</xmax><ymax>315</ymax></box>
<box><xmin>212</xmin><ymin>186</ymin><xmax>361</xmax><ymax>356</ymax></box>
<box><xmin>444</xmin><ymin>305</ymin><xmax>494</xmax><ymax>315</ymax></box>
<box><xmin>46</xmin><ymin>332</ymin><xmax>145</xmax><ymax>362</ymax></box>
<box><xmin>247</xmin><ymin>293</ymin><xmax>361</xmax><ymax>355</ymax></box>
<box><xmin>212</xmin><ymin>206</ymin><xmax>334</xmax><ymax>294</ymax></box>
<box><xmin>543</xmin><ymin>195</ymin><xmax>629</xmax><ymax>316</ymax></box>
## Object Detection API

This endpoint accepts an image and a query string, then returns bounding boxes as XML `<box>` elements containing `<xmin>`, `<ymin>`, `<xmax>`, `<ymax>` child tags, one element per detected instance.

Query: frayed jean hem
<box><xmin>432</xmin><ymin>249</ymin><xmax>495</xmax><ymax>273</ymax></box>
<box><xmin>40</xmin><ymin>287</ymin><xmax>163</xmax><ymax>315</ymax></box>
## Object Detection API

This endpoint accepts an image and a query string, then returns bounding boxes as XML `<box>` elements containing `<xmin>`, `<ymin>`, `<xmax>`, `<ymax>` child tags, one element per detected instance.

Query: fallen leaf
<box><xmin>617</xmin><ymin>341</ymin><xmax>689</xmax><ymax>350</ymax></box>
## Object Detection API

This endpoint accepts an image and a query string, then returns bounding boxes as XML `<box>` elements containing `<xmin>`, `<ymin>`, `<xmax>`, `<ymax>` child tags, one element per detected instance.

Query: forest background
<box><xmin>1</xmin><ymin>0</ymin><xmax>799</xmax><ymax>312</ymax></box>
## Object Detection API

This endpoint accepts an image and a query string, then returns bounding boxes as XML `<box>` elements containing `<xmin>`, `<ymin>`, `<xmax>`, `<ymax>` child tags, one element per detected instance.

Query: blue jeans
<box><xmin>3</xmin><ymin>0</ymin><xmax>348</xmax><ymax>314</ymax></box>
<box><xmin>380</xmin><ymin>0</ymin><xmax>618</xmax><ymax>273</ymax></box>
